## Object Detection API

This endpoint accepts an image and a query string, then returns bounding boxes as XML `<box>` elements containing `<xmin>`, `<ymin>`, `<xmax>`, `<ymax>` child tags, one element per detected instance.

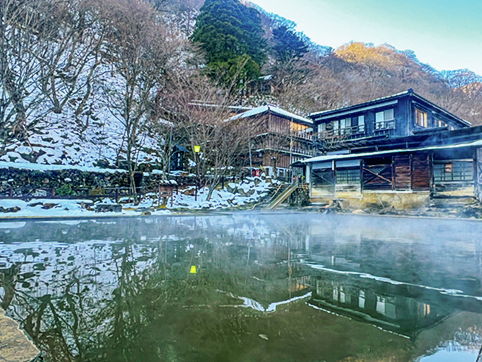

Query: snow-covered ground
<box><xmin>170</xmin><ymin>177</ymin><xmax>275</xmax><ymax>210</ymax></box>
<box><xmin>0</xmin><ymin>177</ymin><xmax>276</xmax><ymax>219</ymax></box>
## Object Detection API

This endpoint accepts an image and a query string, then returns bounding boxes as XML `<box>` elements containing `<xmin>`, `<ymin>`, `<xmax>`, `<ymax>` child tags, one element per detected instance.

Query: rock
<box><xmin>352</xmin><ymin>209</ymin><xmax>366</xmax><ymax>215</ymax></box>
<box><xmin>41</xmin><ymin>203</ymin><xmax>59</xmax><ymax>210</ymax></box>
<box><xmin>0</xmin><ymin>206</ymin><xmax>21</xmax><ymax>213</ymax></box>
<box><xmin>95</xmin><ymin>204</ymin><xmax>122</xmax><ymax>213</ymax></box>
<box><xmin>258</xmin><ymin>334</ymin><xmax>268</xmax><ymax>341</ymax></box>
<box><xmin>0</xmin><ymin>307</ymin><xmax>40</xmax><ymax>362</ymax></box>
<box><xmin>379</xmin><ymin>205</ymin><xmax>397</xmax><ymax>215</ymax></box>
<box><xmin>245</xmin><ymin>189</ymin><xmax>255</xmax><ymax>197</ymax></box>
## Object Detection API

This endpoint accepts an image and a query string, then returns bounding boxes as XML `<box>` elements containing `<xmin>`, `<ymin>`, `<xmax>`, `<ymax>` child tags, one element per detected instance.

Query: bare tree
<box><xmin>160</xmin><ymin>72</ymin><xmax>260</xmax><ymax>200</ymax></box>
<box><xmin>0</xmin><ymin>0</ymin><xmax>52</xmax><ymax>152</ymax></box>
<box><xmin>35</xmin><ymin>0</ymin><xmax>107</xmax><ymax>136</ymax></box>
<box><xmin>100</xmin><ymin>0</ymin><xmax>184</xmax><ymax>200</ymax></box>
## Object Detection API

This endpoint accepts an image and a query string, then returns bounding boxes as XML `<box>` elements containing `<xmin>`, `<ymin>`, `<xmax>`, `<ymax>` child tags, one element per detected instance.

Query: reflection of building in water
<box><xmin>305</xmin><ymin>217</ymin><xmax>482</xmax><ymax>294</ymax></box>
<box><xmin>311</xmin><ymin>276</ymin><xmax>449</xmax><ymax>339</ymax></box>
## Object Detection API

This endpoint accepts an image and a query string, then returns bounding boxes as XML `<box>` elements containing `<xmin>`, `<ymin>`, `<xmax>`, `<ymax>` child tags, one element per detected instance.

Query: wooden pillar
<box><xmin>476</xmin><ymin>148</ymin><xmax>482</xmax><ymax>202</ymax></box>
<box><xmin>360</xmin><ymin>160</ymin><xmax>365</xmax><ymax>193</ymax></box>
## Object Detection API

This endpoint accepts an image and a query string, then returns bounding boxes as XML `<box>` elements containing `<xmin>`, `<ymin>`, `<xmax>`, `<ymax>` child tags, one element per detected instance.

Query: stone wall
<box><xmin>0</xmin><ymin>167</ymin><xmax>130</xmax><ymax>197</ymax></box>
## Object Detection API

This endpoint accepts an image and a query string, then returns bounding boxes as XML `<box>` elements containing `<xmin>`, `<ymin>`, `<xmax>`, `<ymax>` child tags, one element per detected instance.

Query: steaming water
<box><xmin>0</xmin><ymin>213</ymin><xmax>481</xmax><ymax>362</ymax></box>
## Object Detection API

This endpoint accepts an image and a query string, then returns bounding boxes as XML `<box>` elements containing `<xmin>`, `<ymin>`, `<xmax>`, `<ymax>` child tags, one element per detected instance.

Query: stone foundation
<box><xmin>311</xmin><ymin>191</ymin><xmax>431</xmax><ymax>210</ymax></box>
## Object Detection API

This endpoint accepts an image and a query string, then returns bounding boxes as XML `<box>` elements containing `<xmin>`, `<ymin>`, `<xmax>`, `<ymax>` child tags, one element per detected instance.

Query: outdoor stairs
<box><xmin>252</xmin><ymin>183</ymin><xmax>287</xmax><ymax>210</ymax></box>
<box><xmin>265</xmin><ymin>183</ymin><xmax>299</xmax><ymax>210</ymax></box>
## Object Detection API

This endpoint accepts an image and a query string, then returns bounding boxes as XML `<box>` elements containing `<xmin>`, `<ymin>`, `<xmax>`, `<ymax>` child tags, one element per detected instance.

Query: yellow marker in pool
<box><xmin>190</xmin><ymin>265</ymin><xmax>197</xmax><ymax>274</ymax></box>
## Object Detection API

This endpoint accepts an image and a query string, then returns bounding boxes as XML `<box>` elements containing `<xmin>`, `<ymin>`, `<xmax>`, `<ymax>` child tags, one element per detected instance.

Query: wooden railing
<box><xmin>316</xmin><ymin>125</ymin><xmax>366</xmax><ymax>141</ymax></box>
<box><xmin>375</xmin><ymin>119</ymin><xmax>396</xmax><ymax>131</ymax></box>
<box><xmin>293</xmin><ymin>131</ymin><xmax>313</xmax><ymax>141</ymax></box>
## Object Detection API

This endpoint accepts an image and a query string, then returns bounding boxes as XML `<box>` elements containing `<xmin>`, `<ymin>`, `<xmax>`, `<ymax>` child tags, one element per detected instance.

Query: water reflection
<box><xmin>0</xmin><ymin>214</ymin><xmax>481</xmax><ymax>361</ymax></box>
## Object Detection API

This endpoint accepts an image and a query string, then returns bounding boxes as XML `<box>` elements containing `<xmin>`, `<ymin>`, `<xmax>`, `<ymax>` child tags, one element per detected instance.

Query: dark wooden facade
<box><xmin>310</xmin><ymin>89</ymin><xmax>471</xmax><ymax>152</ymax></box>
<box><xmin>306</xmin><ymin>91</ymin><xmax>482</xmax><ymax>207</ymax></box>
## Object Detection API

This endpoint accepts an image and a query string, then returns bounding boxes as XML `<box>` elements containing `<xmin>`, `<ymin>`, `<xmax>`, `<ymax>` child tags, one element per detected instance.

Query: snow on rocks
<box><xmin>0</xmin><ymin>198</ymin><xmax>171</xmax><ymax>219</ymax></box>
<box><xmin>0</xmin><ymin>176</ymin><xmax>276</xmax><ymax>218</ymax></box>
<box><xmin>170</xmin><ymin>177</ymin><xmax>273</xmax><ymax>210</ymax></box>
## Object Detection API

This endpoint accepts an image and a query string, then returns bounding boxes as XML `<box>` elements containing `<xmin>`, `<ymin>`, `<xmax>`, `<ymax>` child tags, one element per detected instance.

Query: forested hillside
<box><xmin>1</xmin><ymin>0</ymin><xmax>480</xmax><ymax>172</ymax></box>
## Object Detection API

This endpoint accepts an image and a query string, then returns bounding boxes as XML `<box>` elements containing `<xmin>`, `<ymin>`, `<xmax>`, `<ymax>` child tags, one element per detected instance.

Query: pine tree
<box><xmin>191</xmin><ymin>0</ymin><xmax>267</xmax><ymax>89</ymax></box>
<box><xmin>272</xmin><ymin>26</ymin><xmax>308</xmax><ymax>63</ymax></box>
<box><xmin>269</xmin><ymin>26</ymin><xmax>309</xmax><ymax>98</ymax></box>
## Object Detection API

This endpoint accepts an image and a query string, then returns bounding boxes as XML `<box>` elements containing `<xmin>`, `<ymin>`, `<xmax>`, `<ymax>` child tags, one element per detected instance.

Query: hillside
<box><xmin>0</xmin><ymin>0</ymin><xmax>480</xmax><ymax>171</ymax></box>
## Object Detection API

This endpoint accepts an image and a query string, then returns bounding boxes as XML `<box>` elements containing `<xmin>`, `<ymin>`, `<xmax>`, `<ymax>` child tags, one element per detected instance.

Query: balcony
<box><xmin>374</xmin><ymin>119</ymin><xmax>396</xmax><ymax>134</ymax></box>
<box><xmin>292</xmin><ymin>130</ymin><xmax>314</xmax><ymax>141</ymax></box>
<box><xmin>316</xmin><ymin>124</ymin><xmax>366</xmax><ymax>142</ymax></box>
<box><xmin>290</xmin><ymin>147</ymin><xmax>317</xmax><ymax>156</ymax></box>
<box><xmin>260</xmin><ymin>144</ymin><xmax>317</xmax><ymax>157</ymax></box>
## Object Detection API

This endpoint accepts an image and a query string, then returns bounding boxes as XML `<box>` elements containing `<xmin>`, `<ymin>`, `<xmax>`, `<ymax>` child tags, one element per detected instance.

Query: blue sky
<box><xmin>249</xmin><ymin>0</ymin><xmax>482</xmax><ymax>75</ymax></box>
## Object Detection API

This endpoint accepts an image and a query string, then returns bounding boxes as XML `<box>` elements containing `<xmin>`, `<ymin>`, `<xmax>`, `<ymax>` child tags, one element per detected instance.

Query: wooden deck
<box><xmin>0</xmin><ymin>308</ymin><xmax>39</xmax><ymax>362</ymax></box>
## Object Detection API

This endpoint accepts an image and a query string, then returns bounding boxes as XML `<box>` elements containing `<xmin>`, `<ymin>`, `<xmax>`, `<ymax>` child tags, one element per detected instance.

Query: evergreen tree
<box><xmin>272</xmin><ymin>26</ymin><xmax>308</xmax><ymax>63</ymax></box>
<box><xmin>191</xmin><ymin>0</ymin><xmax>267</xmax><ymax>89</ymax></box>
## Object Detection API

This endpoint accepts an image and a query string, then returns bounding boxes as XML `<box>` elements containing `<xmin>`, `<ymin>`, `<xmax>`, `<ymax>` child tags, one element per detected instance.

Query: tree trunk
<box><xmin>127</xmin><ymin>139</ymin><xmax>138</xmax><ymax>203</ymax></box>
<box><xmin>206</xmin><ymin>174</ymin><xmax>220</xmax><ymax>201</ymax></box>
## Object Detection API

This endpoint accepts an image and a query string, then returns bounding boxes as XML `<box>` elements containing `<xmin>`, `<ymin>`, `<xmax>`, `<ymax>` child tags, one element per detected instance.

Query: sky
<box><xmin>249</xmin><ymin>0</ymin><xmax>482</xmax><ymax>75</ymax></box>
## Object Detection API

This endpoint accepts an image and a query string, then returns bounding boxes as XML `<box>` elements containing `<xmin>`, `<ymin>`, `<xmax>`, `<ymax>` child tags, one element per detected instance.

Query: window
<box><xmin>336</xmin><ymin>168</ymin><xmax>360</xmax><ymax>184</ymax></box>
<box><xmin>415</xmin><ymin>109</ymin><xmax>428</xmax><ymax>127</ymax></box>
<box><xmin>375</xmin><ymin>109</ymin><xmax>395</xmax><ymax>130</ymax></box>
<box><xmin>351</xmin><ymin>115</ymin><xmax>365</xmax><ymax>133</ymax></box>
<box><xmin>434</xmin><ymin>161</ymin><xmax>473</xmax><ymax>182</ymax></box>
<box><xmin>358</xmin><ymin>115</ymin><xmax>365</xmax><ymax>132</ymax></box>
<box><xmin>339</xmin><ymin>118</ymin><xmax>352</xmax><ymax>135</ymax></box>
<box><xmin>340</xmin><ymin>118</ymin><xmax>351</xmax><ymax>129</ymax></box>
<box><xmin>376</xmin><ymin>109</ymin><xmax>394</xmax><ymax>122</ymax></box>
<box><xmin>436</xmin><ymin>119</ymin><xmax>446</xmax><ymax>128</ymax></box>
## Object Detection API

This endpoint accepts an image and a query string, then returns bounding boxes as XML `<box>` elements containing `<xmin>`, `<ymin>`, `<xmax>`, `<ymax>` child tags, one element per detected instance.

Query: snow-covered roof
<box><xmin>259</xmin><ymin>75</ymin><xmax>273</xmax><ymax>81</ymax></box>
<box><xmin>188</xmin><ymin>103</ymin><xmax>253</xmax><ymax>112</ymax></box>
<box><xmin>302</xmin><ymin>138</ymin><xmax>482</xmax><ymax>164</ymax></box>
<box><xmin>227</xmin><ymin>105</ymin><xmax>312</xmax><ymax>125</ymax></box>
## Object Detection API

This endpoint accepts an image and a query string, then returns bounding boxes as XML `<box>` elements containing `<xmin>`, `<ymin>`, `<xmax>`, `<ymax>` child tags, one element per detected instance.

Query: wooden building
<box><xmin>228</xmin><ymin>105</ymin><xmax>317</xmax><ymax>179</ymax></box>
<box><xmin>303</xmin><ymin>90</ymin><xmax>482</xmax><ymax>208</ymax></box>
<box><xmin>311</xmin><ymin>89</ymin><xmax>470</xmax><ymax>152</ymax></box>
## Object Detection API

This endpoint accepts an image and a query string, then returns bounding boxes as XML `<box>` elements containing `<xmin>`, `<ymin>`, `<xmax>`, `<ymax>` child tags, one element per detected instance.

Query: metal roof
<box><xmin>302</xmin><ymin>138</ymin><xmax>482</xmax><ymax>164</ymax></box>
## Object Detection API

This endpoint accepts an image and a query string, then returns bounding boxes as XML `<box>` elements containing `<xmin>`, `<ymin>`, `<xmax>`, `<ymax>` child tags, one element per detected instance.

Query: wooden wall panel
<box><xmin>362</xmin><ymin>164</ymin><xmax>393</xmax><ymax>190</ymax></box>
<box><xmin>411</xmin><ymin>153</ymin><xmax>431</xmax><ymax>191</ymax></box>
<box><xmin>394</xmin><ymin>154</ymin><xmax>411</xmax><ymax>190</ymax></box>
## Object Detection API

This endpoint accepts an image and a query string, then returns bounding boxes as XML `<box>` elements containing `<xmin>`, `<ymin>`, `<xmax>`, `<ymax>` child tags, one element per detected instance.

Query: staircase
<box><xmin>266</xmin><ymin>183</ymin><xmax>300</xmax><ymax>210</ymax></box>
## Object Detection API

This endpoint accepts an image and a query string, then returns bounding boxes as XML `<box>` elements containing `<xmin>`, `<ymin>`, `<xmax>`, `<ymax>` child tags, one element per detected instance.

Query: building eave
<box><xmin>303</xmin><ymin>138</ymin><xmax>482</xmax><ymax>164</ymax></box>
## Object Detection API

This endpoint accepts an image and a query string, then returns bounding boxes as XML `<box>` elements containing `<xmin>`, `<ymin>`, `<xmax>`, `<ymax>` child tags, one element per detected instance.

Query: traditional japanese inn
<box><xmin>302</xmin><ymin>89</ymin><xmax>482</xmax><ymax>208</ymax></box>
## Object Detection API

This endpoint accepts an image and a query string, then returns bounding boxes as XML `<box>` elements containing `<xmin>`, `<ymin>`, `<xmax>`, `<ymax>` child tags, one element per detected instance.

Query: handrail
<box><xmin>266</xmin><ymin>182</ymin><xmax>299</xmax><ymax>210</ymax></box>
<box><xmin>375</xmin><ymin>119</ymin><xmax>396</xmax><ymax>130</ymax></box>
